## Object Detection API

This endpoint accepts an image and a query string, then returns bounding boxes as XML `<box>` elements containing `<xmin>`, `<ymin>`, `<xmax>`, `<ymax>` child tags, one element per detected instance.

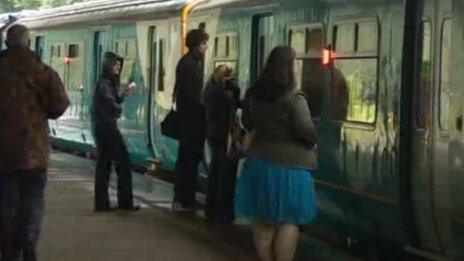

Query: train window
<box><xmin>215</xmin><ymin>36</ymin><xmax>227</xmax><ymax>58</ymax></box>
<box><xmin>115</xmin><ymin>40</ymin><xmax>128</xmax><ymax>57</ymax></box>
<box><xmin>308</xmin><ymin>27</ymin><xmax>323</xmax><ymax>53</ymax></box>
<box><xmin>332</xmin><ymin>19</ymin><xmax>379</xmax><ymax>123</ymax></box>
<box><xmin>51</xmin><ymin>45</ymin><xmax>61</xmax><ymax>57</ymax></box>
<box><xmin>158</xmin><ymin>38</ymin><xmax>165</xmax><ymax>92</ymax></box>
<box><xmin>356</xmin><ymin>22</ymin><xmax>378</xmax><ymax>52</ymax></box>
<box><xmin>126</xmin><ymin>39</ymin><xmax>136</xmax><ymax>58</ymax></box>
<box><xmin>68</xmin><ymin>44</ymin><xmax>79</xmax><ymax>58</ymax></box>
<box><xmin>334</xmin><ymin>24</ymin><xmax>355</xmax><ymax>52</ymax></box>
<box><xmin>213</xmin><ymin>33</ymin><xmax>239</xmax><ymax>72</ymax></box>
<box><xmin>334</xmin><ymin>59</ymin><xmax>377</xmax><ymax>123</ymax></box>
<box><xmin>439</xmin><ymin>19</ymin><xmax>451</xmax><ymax>131</ymax></box>
<box><xmin>415</xmin><ymin>21</ymin><xmax>432</xmax><ymax>129</ymax></box>
<box><xmin>289</xmin><ymin>27</ymin><xmax>307</xmax><ymax>55</ymax></box>
<box><xmin>228</xmin><ymin>35</ymin><xmax>238</xmax><ymax>58</ymax></box>
<box><xmin>289</xmin><ymin>24</ymin><xmax>325</xmax><ymax>118</ymax></box>
<box><xmin>301</xmin><ymin>59</ymin><xmax>326</xmax><ymax>118</ymax></box>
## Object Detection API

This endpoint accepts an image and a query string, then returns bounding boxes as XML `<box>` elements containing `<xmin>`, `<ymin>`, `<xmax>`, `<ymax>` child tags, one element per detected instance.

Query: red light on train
<box><xmin>322</xmin><ymin>45</ymin><xmax>333</xmax><ymax>67</ymax></box>
<box><xmin>64</xmin><ymin>56</ymin><xmax>72</xmax><ymax>66</ymax></box>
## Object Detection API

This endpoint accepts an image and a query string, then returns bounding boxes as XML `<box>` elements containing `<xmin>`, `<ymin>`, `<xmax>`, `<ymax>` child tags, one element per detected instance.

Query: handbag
<box><xmin>161</xmin><ymin>105</ymin><xmax>181</xmax><ymax>140</ymax></box>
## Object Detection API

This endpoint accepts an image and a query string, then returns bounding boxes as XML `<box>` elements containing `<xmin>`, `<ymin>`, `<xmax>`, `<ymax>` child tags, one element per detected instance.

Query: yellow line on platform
<box><xmin>313</xmin><ymin>179</ymin><xmax>400</xmax><ymax>206</ymax></box>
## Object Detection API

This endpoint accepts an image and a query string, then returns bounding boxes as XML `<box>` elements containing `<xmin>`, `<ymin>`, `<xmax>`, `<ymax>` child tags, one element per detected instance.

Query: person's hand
<box><xmin>128</xmin><ymin>82</ymin><xmax>136</xmax><ymax>92</ymax></box>
<box><xmin>123</xmin><ymin>82</ymin><xmax>136</xmax><ymax>96</ymax></box>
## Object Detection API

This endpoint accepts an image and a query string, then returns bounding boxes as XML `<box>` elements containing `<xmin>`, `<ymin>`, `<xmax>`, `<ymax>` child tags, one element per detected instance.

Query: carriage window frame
<box><xmin>288</xmin><ymin>23</ymin><xmax>325</xmax><ymax>119</ymax></box>
<box><xmin>213</xmin><ymin>32</ymin><xmax>239</xmax><ymax>72</ymax></box>
<box><xmin>332</xmin><ymin>18</ymin><xmax>380</xmax><ymax>125</ymax></box>
<box><xmin>438</xmin><ymin>18</ymin><xmax>452</xmax><ymax>131</ymax></box>
<box><xmin>158</xmin><ymin>38</ymin><xmax>165</xmax><ymax>92</ymax></box>
<box><xmin>68</xmin><ymin>44</ymin><xmax>80</xmax><ymax>58</ymax></box>
<box><xmin>51</xmin><ymin>44</ymin><xmax>62</xmax><ymax>57</ymax></box>
<box><xmin>414</xmin><ymin>20</ymin><xmax>432</xmax><ymax>130</ymax></box>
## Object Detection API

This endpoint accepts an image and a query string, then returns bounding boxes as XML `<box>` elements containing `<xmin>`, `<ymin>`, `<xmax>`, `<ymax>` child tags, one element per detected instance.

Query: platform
<box><xmin>37</xmin><ymin>152</ymin><xmax>360</xmax><ymax>261</ymax></box>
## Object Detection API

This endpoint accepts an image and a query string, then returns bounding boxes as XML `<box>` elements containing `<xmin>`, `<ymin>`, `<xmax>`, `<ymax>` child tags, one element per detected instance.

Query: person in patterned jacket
<box><xmin>0</xmin><ymin>24</ymin><xmax>70</xmax><ymax>261</ymax></box>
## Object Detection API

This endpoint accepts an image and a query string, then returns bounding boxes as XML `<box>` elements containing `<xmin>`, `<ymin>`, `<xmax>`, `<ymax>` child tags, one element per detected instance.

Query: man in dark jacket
<box><xmin>0</xmin><ymin>24</ymin><xmax>70</xmax><ymax>261</ymax></box>
<box><xmin>91</xmin><ymin>52</ymin><xmax>138</xmax><ymax>212</ymax></box>
<box><xmin>172</xmin><ymin>29</ymin><xmax>209</xmax><ymax>211</ymax></box>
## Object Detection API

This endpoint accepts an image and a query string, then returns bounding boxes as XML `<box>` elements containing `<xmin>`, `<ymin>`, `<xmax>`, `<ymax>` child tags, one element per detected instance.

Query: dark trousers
<box><xmin>206</xmin><ymin>140</ymin><xmax>237</xmax><ymax>220</ymax></box>
<box><xmin>174</xmin><ymin>142</ymin><xmax>203</xmax><ymax>208</ymax></box>
<box><xmin>93</xmin><ymin>121</ymin><xmax>133</xmax><ymax>209</ymax></box>
<box><xmin>0</xmin><ymin>170</ymin><xmax>46</xmax><ymax>261</ymax></box>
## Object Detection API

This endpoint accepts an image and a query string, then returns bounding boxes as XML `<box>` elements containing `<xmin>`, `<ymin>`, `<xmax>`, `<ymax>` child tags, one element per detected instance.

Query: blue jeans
<box><xmin>0</xmin><ymin>170</ymin><xmax>47</xmax><ymax>261</ymax></box>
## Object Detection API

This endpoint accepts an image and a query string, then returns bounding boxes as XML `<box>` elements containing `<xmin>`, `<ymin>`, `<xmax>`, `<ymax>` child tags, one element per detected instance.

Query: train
<box><xmin>1</xmin><ymin>0</ymin><xmax>463</xmax><ymax>259</ymax></box>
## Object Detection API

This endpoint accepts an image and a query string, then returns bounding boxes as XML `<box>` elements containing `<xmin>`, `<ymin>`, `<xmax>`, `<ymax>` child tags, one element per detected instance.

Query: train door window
<box><xmin>215</xmin><ymin>35</ymin><xmax>227</xmax><ymax>58</ymax></box>
<box><xmin>213</xmin><ymin>33</ymin><xmax>239</xmax><ymax>72</ymax></box>
<box><xmin>439</xmin><ymin>18</ymin><xmax>451</xmax><ymax>130</ymax></box>
<box><xmin>65</xmin><ymin>42</ymin><xmax>85</xmax><ymax>91</ymax></box>
<box><xmin>308</xmin><ymin>27</ymin><xmax>324</xmax><ymax>53</ymax></box>
<box><xmin>68</xmin><ymin>44</ymin><xmax>79</xmax><ymax>58</ymax></box>
<box><xmin>332</xmin><ymin>19</ymin><xmax>379</xmax><ymax>123</ymax></box>
<box><xmin>158</xmin><ymin>38</ymin><xmax>165</xmax><ymax>92</ymax></box>
<box><xmin>148</xmin><ymin>27</ymin><xmax>157</xmax><ymax>94</ymax></box>
<box><xmin>35</xmin><ymin>36</ymin><xmax>44</xmax><ymax>59</ymax></box>
<box><xmin>415</xmin><ymin>21</ymin><xmax>432</xmax><ymax>129</ymax></box>
<box><xmin>251</xmin><ymin>14</ymin><xmax>274</xmax><ymax>82</ymax></box>
<box><xmin>356</xmin><ymin>22</ymin><xmax>378</xmax><ymax>52</ymax></box>
<box><xmin>289</xmin><ymin>24</ymin><xmax>325</xmax><ymax>118</ymax></box>
<box><xmin>93</xmin><ymin>32</ymin><xmax>105</xmax><ymax>85</ymax></box>
<box><xmin>118</xmin><ymin>39</ymin><xmax>137</xmax><ymax>86</ymax></box>
<box><xmin>334</xmin><ymin>24</ymin><xmax>355</xmax><ymax>53</ymax></box>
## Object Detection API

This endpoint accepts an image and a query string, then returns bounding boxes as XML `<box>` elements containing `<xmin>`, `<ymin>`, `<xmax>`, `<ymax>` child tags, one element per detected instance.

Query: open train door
<box><xmin>409</xmin><ymin>0</ymin><xmax>457</xmax><ymax>257</ymax></box>
<box><xmin>447</xmin><ymin>0</ymin><xmax>464</xmax><ymax>258</ymax></box>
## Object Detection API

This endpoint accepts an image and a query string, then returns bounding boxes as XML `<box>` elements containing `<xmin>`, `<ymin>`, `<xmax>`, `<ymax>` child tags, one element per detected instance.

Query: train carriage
<box><xmin>3</xmin><ymin>0</ymin><xmax>463</xmax><ymax>259</ymax></box>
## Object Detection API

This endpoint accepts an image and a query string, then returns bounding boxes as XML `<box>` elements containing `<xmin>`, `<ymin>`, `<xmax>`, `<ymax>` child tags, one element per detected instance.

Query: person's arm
<box><xmin>290</xmin><ymin>92</ymin><xmax>317</xmax><ymax>149</ymax></box>
<box><xmin>41</xmin><ymin>67</ymin><xmax>70</xmax><ymax>119</ymax></box>
<box><xmin>99</xmin><ymin>79</ymin><xmax>123</xmax><ymax>113</ymax></box>
<box><xmin>241</xmin><ymin>92</ymin><xmax>253</xmax><ymax>132</ymax></box>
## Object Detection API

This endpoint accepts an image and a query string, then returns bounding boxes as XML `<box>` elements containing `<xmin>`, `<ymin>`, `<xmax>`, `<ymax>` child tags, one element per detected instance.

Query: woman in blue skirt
<box><xmin>235</xmin><ymin>46</ymin><xmax>318</xmax><ymax>261</ymax></box>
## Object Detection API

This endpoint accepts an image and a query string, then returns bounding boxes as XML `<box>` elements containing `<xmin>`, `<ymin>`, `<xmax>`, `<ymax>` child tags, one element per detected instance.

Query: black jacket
<box><xmin>91</xmin><ymin>52</ymin><xmax>125</xmax><ymax>123</ymax></box>
<box><xmin>174</xmin><ymin>51</ymin><xmax>206</xmax><ymax>144</ymax></box>
<box><xmin>203</xmin><ymin>79</ymin><xmax>240</xmax><ymax>143</ymax></box>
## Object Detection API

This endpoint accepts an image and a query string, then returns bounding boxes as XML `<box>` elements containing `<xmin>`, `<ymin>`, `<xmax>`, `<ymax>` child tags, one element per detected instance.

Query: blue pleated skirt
<box><xmin>235</xmin><ymin>156</ymin><xmax>316</xmax><ymax>225</ymax></box>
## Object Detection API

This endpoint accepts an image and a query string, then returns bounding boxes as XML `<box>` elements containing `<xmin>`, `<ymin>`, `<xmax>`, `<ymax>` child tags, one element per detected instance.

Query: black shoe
<box><xmin>119</xmin><ymin>205</ymin><xmax>141</xmax><ymax>211</ymax></box>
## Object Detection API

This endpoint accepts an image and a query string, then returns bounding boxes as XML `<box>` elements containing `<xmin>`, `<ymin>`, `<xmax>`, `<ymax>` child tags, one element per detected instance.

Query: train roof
<box><xmin>19</xmin><ymin>0</ymin><xmax>187</xmax><ymax>29</ymax></box>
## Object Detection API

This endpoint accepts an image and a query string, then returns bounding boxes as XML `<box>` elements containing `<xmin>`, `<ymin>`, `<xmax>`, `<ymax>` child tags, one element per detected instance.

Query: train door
<box><xmin>411</xmin><ymin>0</ymin><xmax>456</xmax><ymax>256</ymax></box>
<box><xmin>251</xmin><ymin>14</ymin><xmax>274</xmax><ymax>83</ymax></box>
<box><xmin>448</xmin><ymin>0</ymin><xmax>464</xmax><ymax>259</ymax></box>
<box><xmin>410</xmin><ymin>1</ymin><xmax>441</xmax><ymax>252</ymax></box>
<box><xmin>430</xmin><ymin>0</ymin><xmax>455</xmax><ymax>255</ymax></box>
<box><xmin>35</xmin><ymin>36</ymin><xmax>44</xmax><ymax>60</ymax></box>
<box><xmin>148</xmin><ymin>26</ymin><xmax>158</xmax><ymax>154</ymax></box>
<box><xmin>92</xmin><ymin>31</ymin><xmax>106</xmax><ymax>86</ymax></box>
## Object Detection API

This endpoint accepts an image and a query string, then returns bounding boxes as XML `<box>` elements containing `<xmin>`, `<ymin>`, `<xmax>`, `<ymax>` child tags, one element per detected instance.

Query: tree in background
<box><xmin>1</xmin><ymin>0</ymin><xmax>99</xmax><ymax>12</ymax></box>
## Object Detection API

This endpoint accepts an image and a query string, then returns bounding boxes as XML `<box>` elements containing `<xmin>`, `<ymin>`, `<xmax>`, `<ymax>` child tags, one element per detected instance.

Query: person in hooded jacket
<box><xmin>0</xmin><ymin>24</ymin><xmax>70</xmax><ymax>261</ymax></box>
<box><xmin>91</xmin><ymin>52</ymin><xmax>138</xmax><ymax>212</ymax></box>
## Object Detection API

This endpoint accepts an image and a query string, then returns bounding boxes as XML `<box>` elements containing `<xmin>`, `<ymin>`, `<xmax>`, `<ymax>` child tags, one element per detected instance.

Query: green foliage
<box><xmin>1</xmin><ymin>0</ymin><xmax>100</xmax><ymax>12</ymax></box>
